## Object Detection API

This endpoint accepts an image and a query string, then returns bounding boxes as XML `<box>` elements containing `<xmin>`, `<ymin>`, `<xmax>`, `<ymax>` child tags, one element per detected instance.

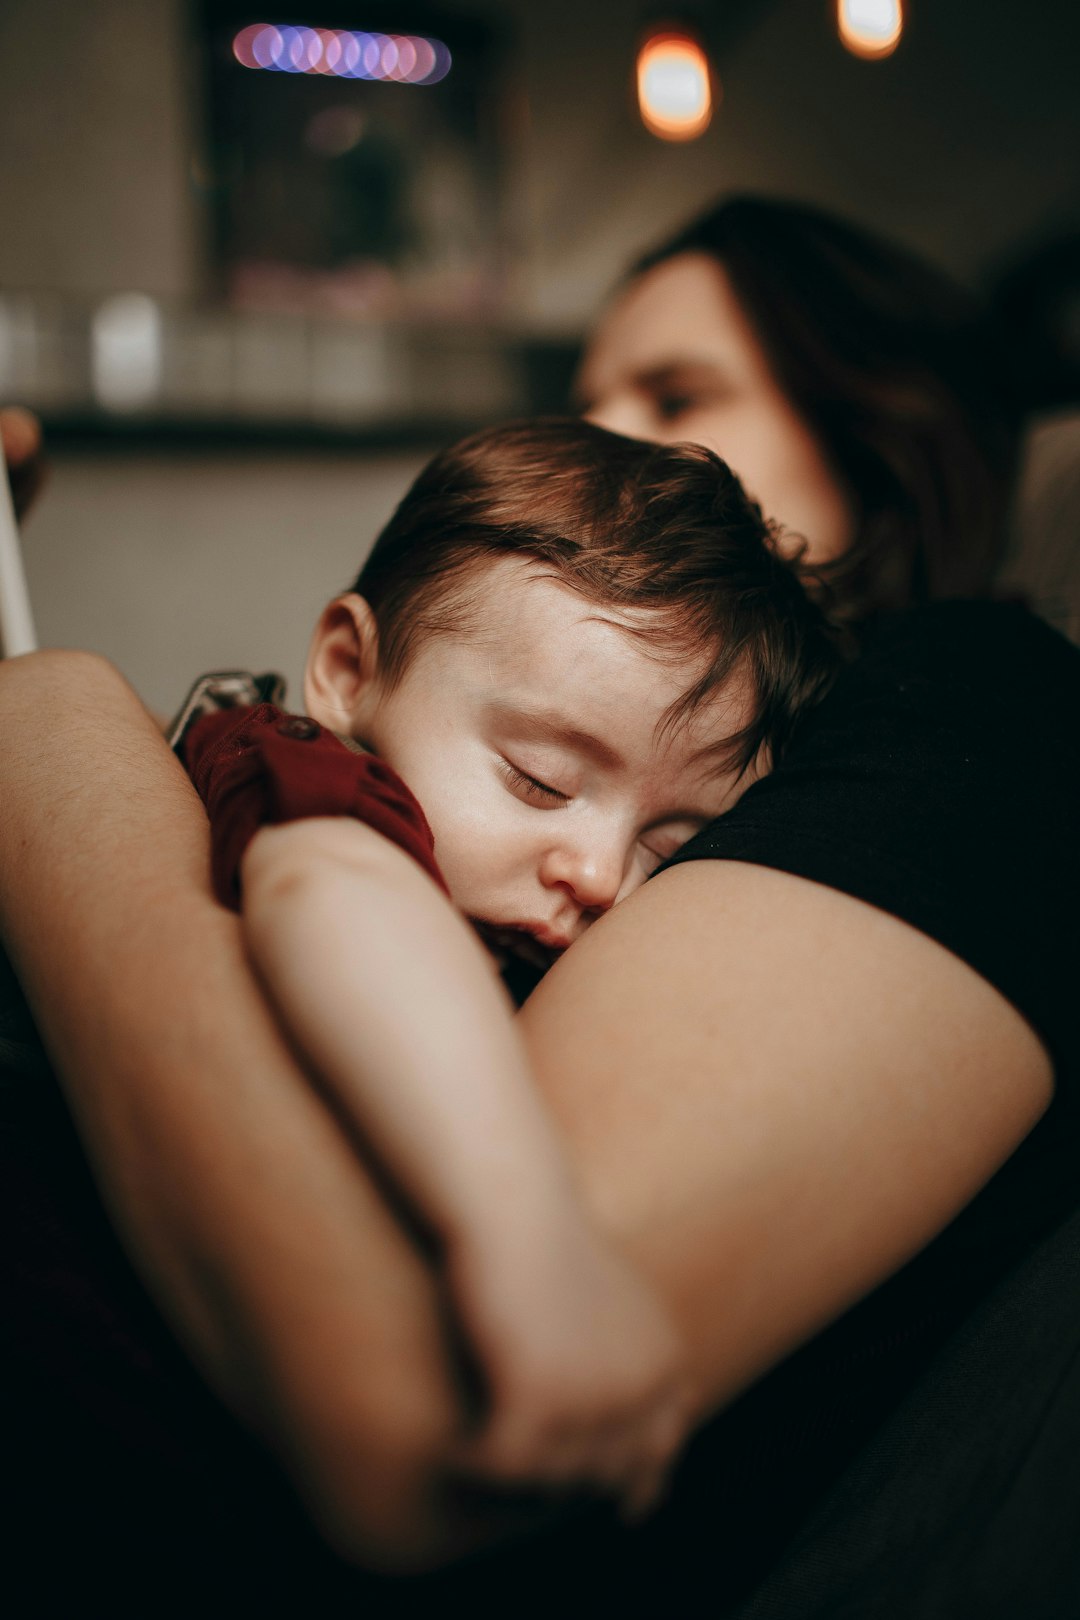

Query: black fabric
<box><xmin>666</xmin><ymin>599</ymin><xmax>1080</xmax><ymax>1354</ymax></box>
<box><xmin>731</xmin><ymin>1196</ymin><xmax>1080</xmax><ymax>1620</ymax></box>
<box><xmin>0</xmin><ymin>1040</ymin><xmax>377</xmax><ymax>1613</ymax></box>
<box><xmin>2</xmin><ymin>600</ymin><xmax>1079</xmax><ymax>1614</ymax></box>
<box><xmin>666</xmin><ymin>599</ymin><xmax>1079</xmax><ymax>1080</ymax></box>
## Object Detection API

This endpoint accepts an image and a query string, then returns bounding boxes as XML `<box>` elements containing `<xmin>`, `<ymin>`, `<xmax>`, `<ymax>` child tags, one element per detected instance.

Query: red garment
<box><xmin>181</xmin><ymin>704</ymin><xmax>448</xmax><ymax>909</ymax></box>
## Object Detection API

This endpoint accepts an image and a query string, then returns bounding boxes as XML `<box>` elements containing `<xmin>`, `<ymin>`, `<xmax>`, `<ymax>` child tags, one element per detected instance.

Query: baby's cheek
<box><xmin>420</xmin><ymin>795</ymin><xmax>503</xmax><ymax>909</ymax></box>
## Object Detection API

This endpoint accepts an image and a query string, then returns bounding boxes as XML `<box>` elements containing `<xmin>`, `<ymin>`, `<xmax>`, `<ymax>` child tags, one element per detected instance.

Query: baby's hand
<box><xmin>447</xmin><ymin>1210</ymin><xmax>693</xmax><ymax>1520</ymax></box>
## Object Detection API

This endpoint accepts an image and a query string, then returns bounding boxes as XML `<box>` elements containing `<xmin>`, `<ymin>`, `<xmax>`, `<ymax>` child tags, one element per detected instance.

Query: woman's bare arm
<box><xmin>0</xmin><ymin>649</ymin><xmax>464</xmax><ymax>1565</ymax></box>
<box><xmin>0</xmin><ymin>652</ymin><xmax>1053</xmax><ymax>1552</ymax></box>
<box><xmin>520</xmin><ymin>859</ymin><xmax>1052</xmax><ymax>1416</ymax></box>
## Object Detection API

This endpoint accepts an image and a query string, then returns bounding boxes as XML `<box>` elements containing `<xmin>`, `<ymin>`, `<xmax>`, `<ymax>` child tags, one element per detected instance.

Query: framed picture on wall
<box><xmin>197</xmin><ymin>3</ymin><xmax>510</xmax><ymax>320</ymax></box>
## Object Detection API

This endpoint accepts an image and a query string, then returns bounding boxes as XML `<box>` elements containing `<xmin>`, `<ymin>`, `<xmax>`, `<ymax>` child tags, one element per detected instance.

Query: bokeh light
<box><xmin>636</xmin><ymin>33</ymin><xmax>714</xmax><ymax>142</ymax></box>
<box><xmin>250</xmin><ymin>25</ymin><xmax>281</xmax><ymax>70</ymax></box>
<box><xmin>837</xmin><ymin>0</ymin><xmax>904</xmax><ymax>61</ymax></box>
<box><xmin>395</xmin><ymin>38</ymin><xmax>417</xmax><ymax>80</ymax></box>
<box><xmin>305</xmin><ymin>104</ymin><xmax>366</xmax><ymax>156</ymax></box>
<box><xmin>232</xmin><ymin>23</ymin><xmax>262</xmax><ymax>68</ymax></box>
<box><xmin>232</xmin><ymin>22</ymin><xmax>451</xmax><ymax>85</ymax></box>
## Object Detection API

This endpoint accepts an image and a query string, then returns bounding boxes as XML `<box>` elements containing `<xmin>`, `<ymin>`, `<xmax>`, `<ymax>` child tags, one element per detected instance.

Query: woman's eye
<box><xmin>500</xmin><ymin>761</ymin><xmax>570</xmax><ymax>806</ymax></box>
<box><xmin>654</xmin><ymin>393</ymin><xmax>693</xmax><ymax>422</ymax></box>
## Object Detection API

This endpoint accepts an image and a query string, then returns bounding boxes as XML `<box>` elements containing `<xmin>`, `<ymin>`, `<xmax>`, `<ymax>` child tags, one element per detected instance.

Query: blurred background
<box><xmin>2</xmin><ymin>0</ymin><xmax>1079</xmax><ymax>708</ymax></box>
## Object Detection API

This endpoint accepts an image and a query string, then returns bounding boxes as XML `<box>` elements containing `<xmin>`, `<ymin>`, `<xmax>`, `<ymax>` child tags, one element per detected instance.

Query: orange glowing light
<box><xmin>837</xmin><ymin>0</ymin><xmax>903</xmax><ymax>60</ymax></box>
<box><xmin>636</xmin><ymin>33</ymin><xmax>714</xmax><ymax>142</ymax></box>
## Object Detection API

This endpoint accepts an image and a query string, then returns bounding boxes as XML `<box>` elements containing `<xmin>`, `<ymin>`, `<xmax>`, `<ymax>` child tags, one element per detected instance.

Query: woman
<box><xmin>0</xmin><ymin>197</ymin><xmax>1076</xmax><ymax>1614</ymax></box>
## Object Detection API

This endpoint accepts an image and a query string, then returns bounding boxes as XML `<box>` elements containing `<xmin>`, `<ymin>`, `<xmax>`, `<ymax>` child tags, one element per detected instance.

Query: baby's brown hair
<box><xmin>352</xmin><ymin>417</ymin><xmax>841</xmax><ymax>771</ymax></box>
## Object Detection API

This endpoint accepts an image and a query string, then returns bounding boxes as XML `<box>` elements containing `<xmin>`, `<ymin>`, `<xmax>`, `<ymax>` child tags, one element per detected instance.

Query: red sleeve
<box><xmin>180</xmin><ymin>704</ymin><xmax>449</xmax><ymax>909</ymax></box>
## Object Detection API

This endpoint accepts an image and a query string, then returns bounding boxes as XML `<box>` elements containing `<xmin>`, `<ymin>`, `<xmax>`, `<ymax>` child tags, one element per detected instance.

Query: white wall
<box><xmin>21</xmin><ymin>447</ymin><xmax>429</xmax><ymax>712</ymax></box>
<box><xmin>0</xmin><ymin>0</ymin><xmax>199</xmax><ymax>300</ymax></box>
<box><xmin>509</xmin><ymin>0</ymin><xmax>1080</xmax><ymax>325</ymax></box>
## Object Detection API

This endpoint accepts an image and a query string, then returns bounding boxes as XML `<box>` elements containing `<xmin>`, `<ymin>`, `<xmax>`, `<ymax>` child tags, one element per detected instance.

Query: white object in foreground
<box><xmin>0</xmin><ymin>438</ymin><xmax>37</xmax><ymax>657</ymax></box>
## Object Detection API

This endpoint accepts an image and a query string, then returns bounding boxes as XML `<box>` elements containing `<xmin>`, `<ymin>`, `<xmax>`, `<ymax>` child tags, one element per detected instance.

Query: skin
<box><xmin>0</xmin><ymin>264</ymin><xmax>1056</xmax><ymax>1567</ymax></box>
<box><xmin>241</xmin><ymin>812</ymin><xmax>691</xmax><ymax>1518</ymax></box>
<box><xmin>226</xmin><ymin>565</ymin><xmax>758</xmax><ymax>1511</ymax></box>
<box><xmin>576</xmin><ymin>252</ymin><xmax>855</xmax><ymax>564</ymax></box>
<box><xmin>0</xmin><ymin>650</ymin><xmax>1050</xmax><ymax>1569</ymax></box>
<box><xmin>304</xmin><ymin>569</ymin><xmax>754</xmax><ymax>960</ymax></box>
<box><xmin>0</xmin><ymin>406</ymin><xmax>45</xmax><ymax>520</ymax></box>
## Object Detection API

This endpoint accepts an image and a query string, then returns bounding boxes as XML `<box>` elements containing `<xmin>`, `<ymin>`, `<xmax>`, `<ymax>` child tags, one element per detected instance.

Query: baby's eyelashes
<box><xmin>499</xmin><ymin>759</ymin><xmax>572</xmax><ymax>807</ymax></box>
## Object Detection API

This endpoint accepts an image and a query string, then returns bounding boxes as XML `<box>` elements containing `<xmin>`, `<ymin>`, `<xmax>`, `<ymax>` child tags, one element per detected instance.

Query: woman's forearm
<box><xmin>0</xmin><ymin>650</ymin><xmax>464</xmax><ymax>1563</ymax></box>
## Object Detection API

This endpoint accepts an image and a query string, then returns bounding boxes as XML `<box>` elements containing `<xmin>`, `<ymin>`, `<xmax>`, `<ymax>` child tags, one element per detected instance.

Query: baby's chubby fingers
<box><xmin>449</xmin><ymin>1402</ymin><xmax>589</xmax><ymax>1488</ymax></box>
<box><xmin>448</xmin><ymin>1369</ymin><xmax>692</xmax><ymax>1504</ymax></box>
<box><xmin>575</xmin><ymin>1385</ymin><xmax>690</xmax><ymax>1516</ymax></box>
<box><xmin>612</xmin><ymin>1397</ymin><xmax>691</xmax><ymax>1522</ymax></box>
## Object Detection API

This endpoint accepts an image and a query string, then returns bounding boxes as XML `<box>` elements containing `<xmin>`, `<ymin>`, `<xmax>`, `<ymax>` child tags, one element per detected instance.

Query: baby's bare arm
<box><xmin>241</xmin><ymin>816</ymin><xmax>691</xmax><ymax>1508</ymax></box>
<box><xmin>242</xmin><ymin>818</ymin><xmax>573</xmax><ymax>1254</ymax></box>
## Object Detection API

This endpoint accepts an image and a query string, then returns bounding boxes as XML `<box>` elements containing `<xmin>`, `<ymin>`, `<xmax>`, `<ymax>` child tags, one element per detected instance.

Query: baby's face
<box><xmin>357</xmin><ymin>558</ymin><xmax>757</xmax><ymax>968</ymax></box>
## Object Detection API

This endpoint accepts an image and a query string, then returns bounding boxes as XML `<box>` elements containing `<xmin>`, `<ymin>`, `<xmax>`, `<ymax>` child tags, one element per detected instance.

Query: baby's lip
<box><xmin>472</xmin><ymin>921</ymin><xmax>572</xmax><ymax>968</ymax></box>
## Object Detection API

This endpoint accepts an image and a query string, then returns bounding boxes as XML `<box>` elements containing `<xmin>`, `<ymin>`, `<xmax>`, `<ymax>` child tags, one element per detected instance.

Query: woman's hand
<box><xmin>1</xmin><ymin>407</ymin><xmax>46</xmax><ymax>520</ymax></box>
<box><xmin>448</xmin><ymin>1205</ymin><xmax>692</xmax><ymax>1519</ymax></box>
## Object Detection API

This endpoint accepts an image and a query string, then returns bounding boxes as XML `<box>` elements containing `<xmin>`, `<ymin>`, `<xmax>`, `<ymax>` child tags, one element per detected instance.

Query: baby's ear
<box><xmin>303</xmin><ymin>593</ymin><xmax>381</xmax><ymax>733</ymax></box>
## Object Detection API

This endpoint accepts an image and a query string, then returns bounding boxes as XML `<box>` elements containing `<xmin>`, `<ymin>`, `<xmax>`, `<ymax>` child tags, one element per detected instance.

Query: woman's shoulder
<box><xmin>848</xmin><ymin>596</ymin><xmax>1079</xmax><ymax>695</ymax></box>
<box><xmin>817</xmin><ymin>597</ymin><xmax>1078</xmax><ymax>738</ymax></box>
<box><xmin>782</xmin><ymin>597</ymin><xmax>1080</xmax><ymax>801</ymax></box>
<box><xmin>667</xmin><ymin>598</ymin><xmax>1079</xmax><ymax>1075</ymax></box>
<box><xmin>681</xmin><ymin>598</ymin><xmax>1079</xmax><ymax>847</ymax></box>
<box><xmin>745</xmin><ymin>596</ymin><xmax>1077</xmax><ymax>818</ymax></box>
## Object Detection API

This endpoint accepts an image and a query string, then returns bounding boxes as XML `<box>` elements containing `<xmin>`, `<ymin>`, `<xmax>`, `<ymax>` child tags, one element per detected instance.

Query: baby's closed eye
<box><xmin>498</xmin><ymin>757</ymin><xmax>573</xmax><ymax>807</ymax></box>
<box><xmin>638</xmin><ymin>820</ymin><xmax>705</xmax><ymax>874</ymax></box>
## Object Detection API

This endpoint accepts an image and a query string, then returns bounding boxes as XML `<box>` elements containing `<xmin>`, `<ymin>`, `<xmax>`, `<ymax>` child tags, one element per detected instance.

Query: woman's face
<box><xmin>576</xmin><ymin>252</ymin><xmax>855</xmax><ymax>564</ymax></box>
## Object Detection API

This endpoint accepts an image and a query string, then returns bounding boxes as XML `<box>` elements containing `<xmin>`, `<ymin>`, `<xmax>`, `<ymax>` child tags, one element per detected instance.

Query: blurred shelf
<box><xmin>0</xmin><ymin>292</ymin><xmax>581</xmax><ymax>449</ymax></box>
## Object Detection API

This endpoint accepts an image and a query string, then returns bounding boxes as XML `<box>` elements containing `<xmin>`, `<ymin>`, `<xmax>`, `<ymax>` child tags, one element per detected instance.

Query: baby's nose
<box><xmin>540</xmin><ymin>838</ymin><xmax>628</xmax><ymax>915</ymax></box>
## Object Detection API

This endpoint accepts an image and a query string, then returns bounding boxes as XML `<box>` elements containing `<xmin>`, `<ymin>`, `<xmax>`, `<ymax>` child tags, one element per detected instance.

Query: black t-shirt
<box><xmin>671</xmin><ymin>598</ymin><xmax>1078</xmax><ymax>1080</ymax></box>
<box><xmin>412</xmin><ymin>601</ymin><xmax>1080</xmax><ymax>1614</ymax></box>
<box><xmin>647</xmin><ymin>600</ymin><xmax>1080</xmax><ymax>1608</ymax></box>
<box><xmin>671</xmin><ymin>599</ymin><xmax>1080</xmax><ymax>1315</ymax></box>
<box><xmin>2</xmin><ymin>602</ymin><xmax>1078</xmax><ymax>1614</ymax></box>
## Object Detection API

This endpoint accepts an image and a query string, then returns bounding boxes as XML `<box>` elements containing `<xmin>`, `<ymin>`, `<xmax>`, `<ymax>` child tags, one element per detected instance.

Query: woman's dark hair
<box><xmin>352</xmin><ymin>417</ymin><xmax>841</xmax><ymax>771</ymax></box>
<box><xmin>636</xmin><ymin>195</ymin><xmax>1024</xmax><ymax>621</ymax></box>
